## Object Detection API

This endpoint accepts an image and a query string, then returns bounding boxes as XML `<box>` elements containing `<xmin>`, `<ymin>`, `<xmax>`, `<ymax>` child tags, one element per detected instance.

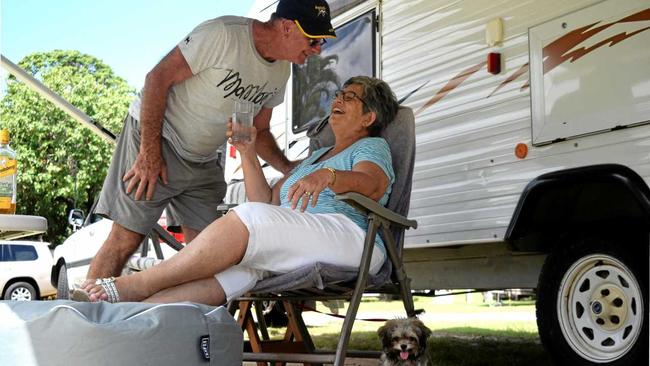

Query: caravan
<box><xmin>231</xmin><ymin>0</ymin><xmax>650</xmax><ymax>364</ymax></box>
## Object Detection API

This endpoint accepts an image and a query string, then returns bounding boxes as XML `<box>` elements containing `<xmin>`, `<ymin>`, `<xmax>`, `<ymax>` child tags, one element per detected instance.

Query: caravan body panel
<box><xmin>380</xmin><ymin>0</ymin><xmax>650</xmax><ymax>248</ymax></box>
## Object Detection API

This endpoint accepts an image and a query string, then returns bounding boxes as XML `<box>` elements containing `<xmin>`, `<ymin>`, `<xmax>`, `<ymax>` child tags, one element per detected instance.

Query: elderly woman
<box><xmin>76</xmin><ymin>76</ymin><xmax>399</xmax><ymax>304</ymax></box>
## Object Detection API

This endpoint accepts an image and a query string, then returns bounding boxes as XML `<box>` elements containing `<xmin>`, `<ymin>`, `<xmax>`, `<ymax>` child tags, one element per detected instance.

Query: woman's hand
<box><xmin>226</xmin><ymin>119</ymin><xmax>257</xmax><ymax>156</ymax></box>
<box><xmin>286</xmin><ymin>168</ymin><xmax>334</xmax><ymax>212</ymax></box>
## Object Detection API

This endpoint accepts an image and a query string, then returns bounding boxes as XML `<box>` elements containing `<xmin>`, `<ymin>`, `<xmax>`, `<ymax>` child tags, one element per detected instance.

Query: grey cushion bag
<box><xmin>0</xmin><ymin>300</ymin><xmax>242</xmax><ymax>366</ymax></box>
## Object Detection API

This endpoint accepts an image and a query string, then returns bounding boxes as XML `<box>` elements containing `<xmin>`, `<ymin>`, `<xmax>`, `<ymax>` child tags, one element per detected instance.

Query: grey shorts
<box><xmin>96</xmin><ymin>114</ymin><xmax>226</xmax><ymax>234</ymax></box>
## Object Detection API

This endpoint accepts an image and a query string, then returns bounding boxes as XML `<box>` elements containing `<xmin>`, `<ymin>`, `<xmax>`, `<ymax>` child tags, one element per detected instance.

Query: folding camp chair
<box><xmin>231</xmin><ymin>106</ymin><xmax>418</xmax><ymax>365</ymax></box>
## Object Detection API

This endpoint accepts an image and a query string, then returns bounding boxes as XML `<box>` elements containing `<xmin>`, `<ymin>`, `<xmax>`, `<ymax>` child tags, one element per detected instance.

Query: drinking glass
<box><xmin>232</xmin><ymin>101</ymin><xmax>254</xmax><ymax>142</ymax></box>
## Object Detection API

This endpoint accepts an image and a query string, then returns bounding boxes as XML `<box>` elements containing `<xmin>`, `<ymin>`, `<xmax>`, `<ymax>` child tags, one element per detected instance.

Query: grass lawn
<box><xmin>259</xmin><ymin>293</ymin><xmax>553</xmax><ymax>365</ymax></box>
<box><xmin>299</xmin><ymin>295</ymin><xmax>539</xmax><ymax>338</ymax></box>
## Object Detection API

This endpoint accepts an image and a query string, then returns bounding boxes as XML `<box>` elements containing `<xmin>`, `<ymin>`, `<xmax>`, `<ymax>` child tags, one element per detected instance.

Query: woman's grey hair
<box><xmin>343</xmin><ymin>76</ymin><xmax>399</xmax><ymax>137</ymax></box>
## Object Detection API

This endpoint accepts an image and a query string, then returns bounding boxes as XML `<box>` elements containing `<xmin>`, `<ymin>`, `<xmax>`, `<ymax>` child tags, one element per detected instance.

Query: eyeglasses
<box><xmin>334</xmin><ymin>89</ymin><xmax>368</xmax><ymax>108</ymax></box>
<box><xmin>308</xmin><ymin>38</ymin><xmax>327</xmax><ymax>47</ymax></box>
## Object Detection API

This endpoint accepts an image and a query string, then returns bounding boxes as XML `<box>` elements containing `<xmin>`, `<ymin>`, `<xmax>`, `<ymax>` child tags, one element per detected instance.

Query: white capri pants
<box><xmin>215</xmin><ymin>202</ymin><xmax>386</xmax><ymax>301</ymax></box>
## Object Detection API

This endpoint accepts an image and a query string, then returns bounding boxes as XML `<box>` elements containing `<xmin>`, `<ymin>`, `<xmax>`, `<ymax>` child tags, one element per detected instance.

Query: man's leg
<box><xmin>181</xmin><ymin>225</ymin><xmax>200</xmax><ymax>243</ymax></box>
<box><xmin>90</xmin><ymin>114</ymin><xmax>167</xmax><ymax>281</ymax></box>
<box><xmin>167</xmin><ymin>159</ymin><xmax>227</xmax><ymax>244</ymax></box>
<box><xmin>87</xmin><ymin>222</ymin><xmax>145</xmax><ymax>279</ymax></box>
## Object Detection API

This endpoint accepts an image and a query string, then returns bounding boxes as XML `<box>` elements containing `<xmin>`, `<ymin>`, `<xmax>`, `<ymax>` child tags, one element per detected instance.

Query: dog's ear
<box><xmin>417</xmin><ymin>319</ymin><xmax>432</xmax><ymax>339</ymax></box>
<box><xmin>377</xmin><ymin>322</ymin><xmax>389</xmax><ymax>338</ymax></box>
<box><xmin>413</xmin><ymin>319</ymin><xmax>431</xmax><ymax>350</ymax></box>
<box><xmin>377</xmin><ymin>323</ymin><xmax>387</xmax><ymax>338</ymax></box>
<box><xmin>377</xmin><ymin>321</ymin><xmax>394</xmax><ymax>347</ymax></box>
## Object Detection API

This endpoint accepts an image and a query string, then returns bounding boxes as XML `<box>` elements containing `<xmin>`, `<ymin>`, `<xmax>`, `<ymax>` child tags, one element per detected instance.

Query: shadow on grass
<box><xmin>435</xmin><ymin>326</ymin><xmax>539</xmax><ymax>339</ymax></box>
<box><xmin>311</xmin><ymin>329</ymin><xmax>552</xmax><ymax>366</ymax></box>
<box><xmin>428</xmin><ymin>334</ymin><xmax>552</xmax><ymax>366</ymax></box>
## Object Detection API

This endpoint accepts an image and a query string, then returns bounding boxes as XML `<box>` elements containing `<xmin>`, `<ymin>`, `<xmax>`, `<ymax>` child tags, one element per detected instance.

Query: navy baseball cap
<box><xmin>276</xmin><ymin>0</ymin><xmax>336</xmax><ymax>39</ymax></box>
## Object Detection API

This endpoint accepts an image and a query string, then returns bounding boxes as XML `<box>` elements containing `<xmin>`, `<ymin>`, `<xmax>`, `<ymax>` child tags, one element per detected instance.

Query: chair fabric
<box><xmin>248</xmin><ymin>106</ymin><xmax>416</xmax><ymax>294</ymax></box>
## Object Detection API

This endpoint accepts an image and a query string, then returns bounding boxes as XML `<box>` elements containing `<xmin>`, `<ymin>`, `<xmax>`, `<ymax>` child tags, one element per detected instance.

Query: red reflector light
<box><xmin>487</xmin><ymin>52</ymin><xmax>501</xmax><ymax>75</ymax></box>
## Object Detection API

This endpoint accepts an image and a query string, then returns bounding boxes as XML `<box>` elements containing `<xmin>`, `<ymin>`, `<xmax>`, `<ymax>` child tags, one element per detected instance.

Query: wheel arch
<box><xmin>505</xmin><ymin>164</ymin><xmax>650</xmax><ymax>252</ymax></box>
<box><xmin>3</xmin><ymin>277</ymin><xmax>40</xmax><ymax>298</ymax></box>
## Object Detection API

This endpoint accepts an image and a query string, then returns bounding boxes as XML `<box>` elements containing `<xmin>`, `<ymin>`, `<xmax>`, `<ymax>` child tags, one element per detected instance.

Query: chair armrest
<box><xmin>335</xmin><ymin>192</ymin><xmax>417</xmax><ymax>229</ymax></box>
<box><xmin>216</xmin><ymin>203</ymin><xmax>238</xmax><ymax>214</ymax></box>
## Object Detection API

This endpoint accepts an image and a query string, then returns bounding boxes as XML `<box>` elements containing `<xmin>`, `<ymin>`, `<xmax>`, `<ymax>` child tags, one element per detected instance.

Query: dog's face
<box><xmin>377</xmin><ymin>318</ymin><xmax>431</xmax><ymax>364</ymax></box>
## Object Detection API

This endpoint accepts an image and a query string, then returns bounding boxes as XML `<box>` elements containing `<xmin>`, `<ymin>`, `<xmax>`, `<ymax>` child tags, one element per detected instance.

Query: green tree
<box><xmin>0</xmin><ymin>50</ymin><xmax>134</xmax><ymax>244</ymax></box>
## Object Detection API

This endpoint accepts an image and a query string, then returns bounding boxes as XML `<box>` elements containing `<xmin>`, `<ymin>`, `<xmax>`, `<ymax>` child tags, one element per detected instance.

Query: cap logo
<box><xmin>315</xmin><ymin>5</ymin><xmax>328</xmax><ymax>17</ymax></box>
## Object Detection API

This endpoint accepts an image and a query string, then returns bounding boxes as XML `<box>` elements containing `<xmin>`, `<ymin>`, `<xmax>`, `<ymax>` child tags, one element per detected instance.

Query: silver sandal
<box><xmin>70</xmin><ymin>277</ymin><xmax>120</xmax><ymax>303</ymax></box>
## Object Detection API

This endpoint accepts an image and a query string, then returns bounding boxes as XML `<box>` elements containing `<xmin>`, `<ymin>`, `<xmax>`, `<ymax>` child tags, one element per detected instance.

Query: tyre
<box><xmin>4</xmin><ymin>281</ymin><xmax>37</xmax><ymax>301</ymax></box>
<box><xmin>537</xmin><ymin>235</ymin><xmax>648</xmax><ymax>365</ymax></box>
<box><xmin>56</xmin><ymin>264</ymin><xmax>69</xmax><ymax>300</ymax></box>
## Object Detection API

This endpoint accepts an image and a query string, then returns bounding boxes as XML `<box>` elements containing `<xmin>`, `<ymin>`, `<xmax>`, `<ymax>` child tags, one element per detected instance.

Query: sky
<box><xmin>1</xmin><ymin>0</ymin><xmax>258</xmax><ymax>90</ymax></box>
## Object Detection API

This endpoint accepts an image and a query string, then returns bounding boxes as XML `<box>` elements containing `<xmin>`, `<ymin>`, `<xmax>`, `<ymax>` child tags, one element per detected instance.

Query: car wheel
<box><xmin>56</xmin><ymin>264</ymin><xmax>69</xmax><ymax>300</ymax></box>
<box><xmin>4</xmin><ymin>281</ymin><xmax>37</xmax><ymax>301</ymax></box>
<box><xmin>537</xmin><ymin>234</ymin><xmax>648</xmax><ymax>365</ymax></box>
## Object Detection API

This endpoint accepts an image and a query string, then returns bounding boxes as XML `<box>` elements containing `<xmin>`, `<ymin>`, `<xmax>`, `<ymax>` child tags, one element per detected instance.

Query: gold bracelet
<box><xmin>325</xmin><ymin>167</ymin><xmax>336</xmax><ymax>187</ymax></box>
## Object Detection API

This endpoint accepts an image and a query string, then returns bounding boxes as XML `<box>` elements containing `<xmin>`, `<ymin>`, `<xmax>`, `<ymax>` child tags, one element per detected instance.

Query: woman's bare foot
<box><xmin>80</xmin><ymin>278</ymin><xmax>97</xmax><ymax>292</ymax></box>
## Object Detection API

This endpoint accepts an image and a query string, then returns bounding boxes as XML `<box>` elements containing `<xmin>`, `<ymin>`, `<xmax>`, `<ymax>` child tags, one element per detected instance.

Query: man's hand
<box><xmin>123</xmin><ymin>152</ymin><xmax>168</xmax><ymax>200</ymax></box>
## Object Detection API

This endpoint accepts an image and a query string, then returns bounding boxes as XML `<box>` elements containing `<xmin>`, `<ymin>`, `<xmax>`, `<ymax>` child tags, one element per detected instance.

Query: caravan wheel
<box><xmin>537</xmin><ymin>236</ymin><xmax>648</xmax><ymax>365</ymax></box>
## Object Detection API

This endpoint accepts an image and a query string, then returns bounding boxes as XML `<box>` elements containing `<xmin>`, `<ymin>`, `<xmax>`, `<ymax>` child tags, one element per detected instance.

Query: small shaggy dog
<box><xmin>377</xmin><ymin>318</ymin><xmax>431</xmax><ymax>366</ymax></box>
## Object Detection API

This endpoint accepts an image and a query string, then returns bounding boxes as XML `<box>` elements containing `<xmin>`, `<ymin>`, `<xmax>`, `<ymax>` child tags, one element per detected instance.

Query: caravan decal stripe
<box><xmin>415</xmin><ymin>61</ymin><xmax>486</xmax><ymax>115</ymax></box>
<box><xmin>542</xmin><ymin>8</ymin><xmax>650</xmax><ymax>75</ymax></box>
<box><xmin>488</xmin><ymin>64</ymin><xmax>529</xmax><ymax>98</ymax></box>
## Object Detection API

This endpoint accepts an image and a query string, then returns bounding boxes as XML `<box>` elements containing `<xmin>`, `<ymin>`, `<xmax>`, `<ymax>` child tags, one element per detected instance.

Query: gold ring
<box><xmin>304</xmin><ymin>192</ymin><xmax>312</xmax><ymax>197</ymax></box>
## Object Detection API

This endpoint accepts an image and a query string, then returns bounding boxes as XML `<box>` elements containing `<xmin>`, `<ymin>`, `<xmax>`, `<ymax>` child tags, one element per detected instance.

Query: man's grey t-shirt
<box><xmin>129</xmin><ymin>16</ymin><xmax>290</xmax><ymax>162</ymax></box>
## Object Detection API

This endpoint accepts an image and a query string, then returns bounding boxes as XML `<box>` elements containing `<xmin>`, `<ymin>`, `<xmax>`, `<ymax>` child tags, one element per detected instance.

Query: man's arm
<box><xmin>124</xmin><ymin>46</ymin><xmax>193</xmax><ymax>200</ymax></box>
<box><xmin>253</xmin><ymin>107</ymin><xmax>295</xmax><ymax>174</ymax></box>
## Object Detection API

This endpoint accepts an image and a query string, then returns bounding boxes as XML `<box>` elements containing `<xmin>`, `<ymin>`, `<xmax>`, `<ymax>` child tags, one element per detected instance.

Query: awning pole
<box><xmin>1</xmin><ymin>54</ymin><xmax>116</xmax><ymax>143</ymax></box>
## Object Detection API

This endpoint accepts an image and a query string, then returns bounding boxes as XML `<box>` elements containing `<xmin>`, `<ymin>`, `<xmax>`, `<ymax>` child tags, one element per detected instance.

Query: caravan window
<box><xmin>291</xmin><ymin>10</ymin><xmax>376</xmax><ymax>133</ymax></box>
<box><xmin>329</xmin><ymin>0</ymin><xmax>366</xmax><ymax>18</ymax></box>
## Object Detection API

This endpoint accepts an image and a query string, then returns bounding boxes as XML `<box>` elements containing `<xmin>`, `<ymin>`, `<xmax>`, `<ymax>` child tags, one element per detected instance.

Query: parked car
<box><xmin>1</xmin><ymin>240</ymin><xmax>56</xmax><ymax>300</ymax></box>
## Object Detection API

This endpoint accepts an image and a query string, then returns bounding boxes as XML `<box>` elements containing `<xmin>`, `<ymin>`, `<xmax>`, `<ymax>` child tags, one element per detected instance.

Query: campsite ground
<box><xmin>246</xmin><ymin>293</ymin><xmax>553</xmax><ymax>365</ymax></box>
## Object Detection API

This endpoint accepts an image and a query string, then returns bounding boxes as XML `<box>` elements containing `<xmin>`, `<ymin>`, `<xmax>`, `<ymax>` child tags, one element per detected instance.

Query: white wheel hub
<box><xmin>558</xmin><ymin>254</ymin><xmax>644</xmax><ymax>363</ymax></box>
<box><xmin>10</xmin><ymin>287</ymin><xmax>32</xmax><ymax>301</ymax></box>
